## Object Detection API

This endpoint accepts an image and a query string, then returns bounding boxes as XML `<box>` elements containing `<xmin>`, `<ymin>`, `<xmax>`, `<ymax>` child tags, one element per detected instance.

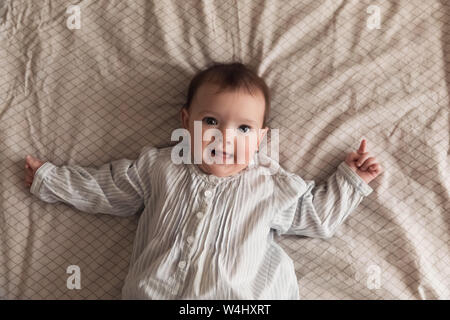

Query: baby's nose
<box><xmin>222</xmin><ymin>128</ymin><xmax>236</xmax><ymax>142</ymax></box>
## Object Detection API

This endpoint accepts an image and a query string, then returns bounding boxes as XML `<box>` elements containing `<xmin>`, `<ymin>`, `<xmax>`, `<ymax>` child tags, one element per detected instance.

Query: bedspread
<box><xmin>0</xmin><ymin>0</ymin><xmax>448</xmax><ymax>299</ymax></box>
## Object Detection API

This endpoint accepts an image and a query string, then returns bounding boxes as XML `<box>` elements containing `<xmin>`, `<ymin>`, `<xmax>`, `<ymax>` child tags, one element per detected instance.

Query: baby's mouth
<box><xmin>211</xmin><ymin>148</ymin><xmax>234</xmax><ymax>160</ymax></box>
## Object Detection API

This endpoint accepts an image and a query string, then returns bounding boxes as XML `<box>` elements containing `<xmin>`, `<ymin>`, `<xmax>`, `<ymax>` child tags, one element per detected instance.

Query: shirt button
<box><xmin>196</xmin><ymin>211</ymin><xmax>204</xmax><ymax>219</ymax></box>
<box><xmin>203</xmin><ymin>189</ymin><xmax>213</xmax><ymax>198</ymax></box>
<box><xmin>187</xmin><ymin>236</ymin><xmax>194</xmax><ymax>244</ymax></box>
<box><xmin>178</xmin><ymin>261</ymin><xmax>186</xmax><ymax>269</ymax></box>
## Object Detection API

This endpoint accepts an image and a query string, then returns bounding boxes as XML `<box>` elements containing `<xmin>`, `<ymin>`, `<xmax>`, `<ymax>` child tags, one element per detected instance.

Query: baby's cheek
<box><xmin>236</xmin><ymin>135</ymin><xmax>258</xmax><ymax>162</ymax></box>
<box><xmin>247</xmin><ymin>133</ymin><xmax>259</xmax><ymax>153</ymax></box>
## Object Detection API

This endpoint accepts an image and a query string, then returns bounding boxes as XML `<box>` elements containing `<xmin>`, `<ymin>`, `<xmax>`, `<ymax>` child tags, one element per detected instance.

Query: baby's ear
<box><xmin>257</xmin><ymin>127</ymin><xmax>269</xmax><ymax>148</ymax></box>
<box><xmin>261</xmin><ymin>126</ymin><xmax>269</xmax><ymax>137</ymax></box>
<box><xmin>180</xmin><ymin>107</ymin><xmax>190</xmax><ymax>129</ymax></box>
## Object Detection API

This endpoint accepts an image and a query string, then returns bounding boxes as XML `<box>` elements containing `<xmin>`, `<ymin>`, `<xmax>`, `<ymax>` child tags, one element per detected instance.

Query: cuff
<box><xmin>337</xmin><ymin>161</ymin><xmax>373</xmax><ymax>197</ymax></box>
<box><xmin>30</xmin><ymin>161</ymin><xmax>57</xmax><ymax>196</ymax></box>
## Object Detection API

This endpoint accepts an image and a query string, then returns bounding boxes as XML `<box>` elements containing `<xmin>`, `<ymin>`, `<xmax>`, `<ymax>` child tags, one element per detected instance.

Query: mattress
<box><xmin>0</xmin><ymin>0</ymin><xmax>448</xmax><ymax>299</ymax></box>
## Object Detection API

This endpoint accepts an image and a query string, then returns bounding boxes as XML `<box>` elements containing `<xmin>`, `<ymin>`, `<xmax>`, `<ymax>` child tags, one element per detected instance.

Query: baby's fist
<box><xmin>344</xmin><ymin>139</ymin><xmax>383</xmax><ymax>185</ymax></box>
<box><xmin>25</xmin><ymin>155</ymin><xmax>44</xmax><ymax>188</ymax></box>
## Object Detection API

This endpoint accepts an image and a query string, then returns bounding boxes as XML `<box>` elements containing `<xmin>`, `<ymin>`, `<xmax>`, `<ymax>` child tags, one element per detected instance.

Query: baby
<box><xmin>24</xmin><ymin>62</ymin><xmax>382</xmax><ymax>299</ymax></box>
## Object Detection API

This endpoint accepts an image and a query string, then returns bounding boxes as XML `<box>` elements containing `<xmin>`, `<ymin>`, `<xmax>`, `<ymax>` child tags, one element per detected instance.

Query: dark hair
<box><xmin>182</xmin><ymin>62</ymin><xmax>270</xmax><ymax>127</ymax></box>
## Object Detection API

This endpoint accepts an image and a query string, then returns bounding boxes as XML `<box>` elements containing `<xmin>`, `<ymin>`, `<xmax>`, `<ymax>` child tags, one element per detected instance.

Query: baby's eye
<box><xmin>203</xmin><ymin>117</ymin><xmax>218</xmax><ymax>126</ymax></box>
<box><xmin>238</xmin><ymin>125</ymin><xmax>251</xmax><ymax>133</ymax></box>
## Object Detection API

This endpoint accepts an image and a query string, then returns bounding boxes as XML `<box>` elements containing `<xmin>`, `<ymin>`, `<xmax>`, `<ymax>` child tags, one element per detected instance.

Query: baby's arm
<box><xmin>271</xmin><ymin>161</ymin><xmax>373</xmax><ymax>239</ymax></box>
<box><xmin>25</xmin><ymin>146</ymin><xmax>157</xmax><ymax>217</ymax></box>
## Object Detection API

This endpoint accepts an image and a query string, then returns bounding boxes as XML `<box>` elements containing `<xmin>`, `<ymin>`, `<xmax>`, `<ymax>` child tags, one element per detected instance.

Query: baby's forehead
<box><xmin>193</xmin><ymin>83</ymin><xmax>265</xmax><ymax>126</ymax></box>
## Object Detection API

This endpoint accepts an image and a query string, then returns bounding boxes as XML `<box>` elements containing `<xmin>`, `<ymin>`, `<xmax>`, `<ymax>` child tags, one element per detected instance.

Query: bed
<box><xmin>0</xmin><ymin>0</ymin><xmax>448</xmax><ymax>299</ymax></box>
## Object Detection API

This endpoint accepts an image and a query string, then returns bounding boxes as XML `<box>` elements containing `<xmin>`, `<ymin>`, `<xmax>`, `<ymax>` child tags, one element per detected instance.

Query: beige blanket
<box><xmin>0</xmin><ymin>0</ymin><xmax>448</xmax><ymax>299</ymax></box>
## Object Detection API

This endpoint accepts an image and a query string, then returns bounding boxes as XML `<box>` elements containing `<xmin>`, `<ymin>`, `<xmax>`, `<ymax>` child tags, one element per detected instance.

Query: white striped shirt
<box><xmin>30</xmin><ymin>144</ymin><xmax>373</xmax><ymax>299</ymax></box>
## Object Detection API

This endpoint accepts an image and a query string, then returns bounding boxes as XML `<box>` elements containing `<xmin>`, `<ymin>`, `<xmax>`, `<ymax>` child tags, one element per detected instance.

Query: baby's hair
<box><xmin>183</xmin><ymin>62</ymin><xmax>270</xmax><ymax>128</ymax></box>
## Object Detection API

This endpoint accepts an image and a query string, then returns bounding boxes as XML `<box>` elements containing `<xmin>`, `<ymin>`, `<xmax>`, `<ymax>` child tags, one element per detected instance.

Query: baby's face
<box><xmin>181</xmin><ymin>82</ymin><xmax>268</xmax><ymax>177</ymax></box>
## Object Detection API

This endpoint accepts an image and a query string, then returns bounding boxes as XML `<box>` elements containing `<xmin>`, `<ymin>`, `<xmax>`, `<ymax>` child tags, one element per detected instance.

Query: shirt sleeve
<box><xmin>270</xmin><ymin>161</ymin><xmax>373</xmax><ymax>238</ymax></box>
<box><xmin>29</xmin><ymin>145</ymin><xmax>159</xmax><ymax>217</ymax></box>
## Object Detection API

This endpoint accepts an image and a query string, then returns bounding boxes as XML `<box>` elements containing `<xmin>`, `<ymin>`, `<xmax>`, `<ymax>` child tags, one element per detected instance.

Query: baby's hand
<box><xmin>344</xmin><ymin>139</ymin><xmax>383</xmax><ymax>185</ymax></box>
<box><xmin>24</xmin><ymin>155</ymin><xmax>44</xmax><ymax>188</ymax></box>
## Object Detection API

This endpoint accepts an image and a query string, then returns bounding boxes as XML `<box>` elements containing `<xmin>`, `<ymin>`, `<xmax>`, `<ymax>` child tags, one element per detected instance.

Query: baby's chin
<box><xmin>198</xmin><ymin>162</ymin><xmax>248</xmax><ymax>177</ymax></box>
